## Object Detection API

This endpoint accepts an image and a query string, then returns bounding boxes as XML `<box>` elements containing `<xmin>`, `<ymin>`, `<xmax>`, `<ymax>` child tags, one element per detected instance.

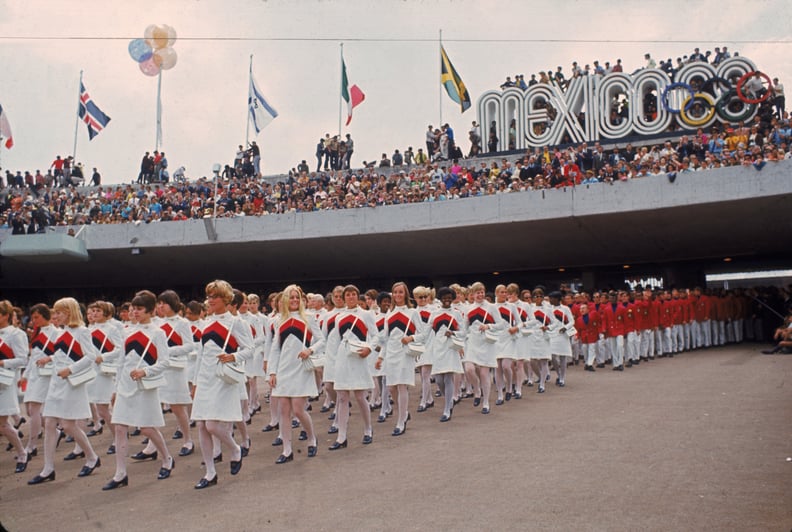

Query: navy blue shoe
<box><xmin>77</xmin><ymin>458</ymin><xmax>101</xmax><ymax>477</ymax></box>
<box><xmin>102</xmin><ymin>475</ymin><xmax>128</xmax><ymax>490</ymax></box>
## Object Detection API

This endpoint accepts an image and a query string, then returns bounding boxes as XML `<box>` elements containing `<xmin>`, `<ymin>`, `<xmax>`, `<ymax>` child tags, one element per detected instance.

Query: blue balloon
<box><xmin>128</xmin><ymin>38</ymin><xmax>153</xmax><ymax>63</ymax></box>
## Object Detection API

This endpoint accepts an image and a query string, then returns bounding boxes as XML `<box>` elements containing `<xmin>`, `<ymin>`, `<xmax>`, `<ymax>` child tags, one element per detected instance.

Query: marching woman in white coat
<box><xmin>134</xmin><ymin>290</ymin><xmax>195</xmax><ymax>460</ymax></box>
<box><xmin>493</xmin><ymin>285</ymin><xmax>521</xmax><ymax>405</ymax></box>
<box><xmin>29</xmin><ymin>297</ymin><xmax>101</xmax><ymax>485</ymax></box>
<box><xmin>103</xmin><ymin>290</ymin><xmax>174</xmax><ymax>490</ymax></box>
<box><xmin>267</xmin><ymin>285</ymin><xmax>324</xmax><ymax>463</ymax></box>
<box><xmin>329</xmin><ymin>285</ymin><xmax>377</xmax><ymax>449</ymax></box>
<box><xmin>191</xmin><ymin>280</ymin><xmax>253</xmax><ymax>489</ymax></box>
<box><xmin>22</xmin><ymin>303</ymin><xmax>58</xmax><ymax>460</ymax></box>
<box><xmin>0</xmin><ymin>300</ymin><xmax>30</xmax><ymax>473</ymax></box>
<box><xmin>413</xmin><ymin>286</ymin><xmax>436</xmax><ymax>412</ymax></box>
<box><xmin>528</xmin><ymin>288</ymin><xmax>553</xmax><ymax>394</ymax></box>
<box><xmin>243</xmin><ymin>293</ymin><xmax>268</xmax><ymax>418</ymax></box>
<box><xmin>86</xmin><ymin>301</ymin><xmax>123</xmax><ymax>453</ymax></box>
<box><xmin>507</xmin><ymin>284</ymin><xmax>531</xmax><ymax>399</ymax></box>
<box><xmin>376</xmin><ymin>282</ymin><xmax>427</xmax><ymax>436</ymax></box>
<box><xmin>155</xmin><ymin>290</ymin><xmax>194</xmax><ymax>454</ymax></box>
<box><xmin>427</xmin><ymin>288</ymin><xmax>466</xmax><ymax>422</ymax></box>
<box><xmin>461</xmin><ymin>282</ymin><xmax>505</xmax><ymax>414</ymax></box>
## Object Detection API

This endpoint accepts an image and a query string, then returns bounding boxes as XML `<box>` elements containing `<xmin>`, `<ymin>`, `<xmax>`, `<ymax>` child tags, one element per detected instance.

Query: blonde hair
<box><xmin>279</xmin><ymin>285</ymin><xmax>308</xmax><ymax>323</ymax></box>
<box><xmin>470</xmin><ymin>281</ymin><xmax>486</xmax><ymax>293</ymax></box>
<box><xmin>413</xmin><ymin>285</ymin><xmax>431</xmax><ymax>298</ymax></box>
<box><xmin>506</xmin><ymin>283</ymin><xmax>520</xmax><ymax>295</ymax></box>
<box><xmin>391</xmin><ymin>281</ymin><xmax>413</xmax><ymax>308</ymax></box>
<box><xmin>54</xmin><ymin>297</ymin><xmax>85</xmax><ymax>327</ymax></box>
<box><xmin>0</xmin><ymin>300</ymin><xmax>13</xmax><ymax>317</ymax></box>
<box><xmin>205</xmin><ymin>280</ymin><xmax>233</xmax><ymax>304</ymax></box>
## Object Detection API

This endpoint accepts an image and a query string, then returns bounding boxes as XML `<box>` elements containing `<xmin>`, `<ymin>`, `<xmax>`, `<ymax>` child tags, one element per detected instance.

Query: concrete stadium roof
<box><xmin>1</xmin><ymin>161</ymin><xmax>790</xmax><ymax>291</ymax></box>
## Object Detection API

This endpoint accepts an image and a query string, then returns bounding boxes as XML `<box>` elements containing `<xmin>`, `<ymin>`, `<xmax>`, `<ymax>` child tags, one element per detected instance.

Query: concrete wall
<box><xmin>66</xmin><ymin>159</ymin><xmax>791</xmax><ymax>252</ymax></box>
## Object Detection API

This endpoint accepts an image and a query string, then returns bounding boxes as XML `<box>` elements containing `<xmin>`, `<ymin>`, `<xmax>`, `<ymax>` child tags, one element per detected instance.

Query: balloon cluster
<box><xmin>128</xmin><ymin>25</ymin><xmax>178</xmax><ymax>77</ymax></box>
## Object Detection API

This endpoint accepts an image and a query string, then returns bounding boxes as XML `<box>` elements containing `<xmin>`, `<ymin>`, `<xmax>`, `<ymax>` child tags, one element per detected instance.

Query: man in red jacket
<box><xmin>693</xmin><ymin>287</ymin><xmax>711</xmax><ymax>349</ymax></box>
<box><xmin>601</xmin><ymin>291</ymin><xmax>627</xmax><ymax>370</ymax></box>
<box><xmin>575</xmin><ymin>303</ymin><xmax>601</xmax><ymax>371</ymax></box>
<box><xmin>659</xmin><ymin>291</ymin><xmax>675</xmax><ymax>357</ymax></box>
<box><xmin>636</xmin><ymin>289</ymin><xmax>654</xmax><ymax>361</ymax></box>
<box><xmin>671</xmin><ymin>289</ymin><xmax>686</xmax><ymax>354</ymax></box>
<box><xmin>621</xmin><ymin>291</ymin><xmax>639</xmax><ymax>367</ymax></box>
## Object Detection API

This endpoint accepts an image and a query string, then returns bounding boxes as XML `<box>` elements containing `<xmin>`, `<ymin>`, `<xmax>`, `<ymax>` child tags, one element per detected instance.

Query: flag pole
<box><xmin>155</xmin><ymin>70</ymin><xmax>163</xmax><ymax>151</ymax></box>
<box><xmin>439</xmin><ymin>29</ymin><xmax>443</xmax><ymax>127</ymax></box>
<box><xmin>72</xmin><ymin>70</ymin><xmax>83</xmax><ymax>163</ymax></box>
<box><xmin>338</xmin><ymin>43</ymin><xmax>344</xmax><ymax>139</ymax></box>
<box><xmin>246</xmin><ymin>54</ymin><xmax>252</xmax><ymax>147</ymax></box>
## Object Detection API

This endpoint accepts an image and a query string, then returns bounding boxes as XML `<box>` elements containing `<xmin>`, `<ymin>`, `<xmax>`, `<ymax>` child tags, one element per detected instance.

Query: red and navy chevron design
<box><xmin>160</xmin><ymin>322</ymin><xmax>184</xmax><ymax>347</ymax></box>
<box><xmin>249</xmin><ymin>324</ymin><xmax>257</xmax><ymax>338</ymax></box>
<box><xmin>534</xmin><ymin>310</ymin><xmax>550</xmax><ymax>326</ymax></box>
<box><xmin>498</xmin><ymin>305</ymin><xmax>514</xmax><ymax>325</ymax></box>
<box><xmin>468</xmin><ymin>306</ymin><xmax>494</xmax><ymax>325</ymax></box>
<box><xmin>432</xmin><ymin>313</ymin><xmax>459</xmax><ymax>333</ymax></box>
<box><xmin>125</xmin><ymin>330</ymin><xmax>158</xmax><ymax>365</ymax></box>
<box><xmin>91</xmin><ymin>329</ymin><xmax>115</xmax><ymax>353</ymax></box>
<box><xmin>419</xmin><ymin>309</ymin><xmax>431</xmax><ymax>323</ymax></box>
<box><xmin>326</xmin><ymin>313</ymin><xmax>338</xmax><ymax>334</ymax></box>
<box><xmin>338</xmin><ymin>313</ymin><xmax>367</xmax><ymax>342</ymax></box>
<box><xmin>0</xmin><ymin>338</ymin><xmax>13</xmax><ymax>360</ymax></box>
<box><xmin>31</xmin><ymin>331</ymin><xmax>55</xmax><ymax>356</ymax></box>
<box><xmin>516</xmin><ymin>306</ymin><xmax>528</xmax><ymax>321</ymax></box>
<box><xmin>553</xmin><ymin>309</ymin><xmax>570</xmax><ymax>325</ymax></box>
<box><xmin>278</xmin><ymin>318</ymin><xmax>312</xmax><ymax>347</ymax></box>
<box><xmin>54</xmin><ymin>331</ymin><xmax>84</xmax><ymax>361</ymax></box>
<box><xmin>201</xmin><ymin>321</ymin><xmax>239</xmax><ymax>354</ymax></box>
<box><xmin>387</xmin><ymin>312</ymin><xmax>416</xmax><ymax>335</ymax></box>
<box><xmin>191</xmin><ymin>324</ymin><xmax>202</xmax><ymax>343</ymax></box>
<box><xmin>376</xmin><ymin>316</ymin><xmax>385</xmax><ymax>332</ymax></box>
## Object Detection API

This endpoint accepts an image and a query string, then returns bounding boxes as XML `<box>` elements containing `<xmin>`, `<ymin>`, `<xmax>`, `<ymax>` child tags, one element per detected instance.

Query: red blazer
<box><xmin>601</xmin><ymin>303</ymin><xmax>626</xmax><ymax>337</ymax></box>
<box><xmin>575</xmin><ymin>311</ymin><xmax>601</xmax><ymax>344</ymax></box>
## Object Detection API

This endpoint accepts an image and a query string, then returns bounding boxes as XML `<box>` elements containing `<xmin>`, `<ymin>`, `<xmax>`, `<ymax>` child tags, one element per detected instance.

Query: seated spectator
<box><xmin>500</xmin><ymin>76</ymin><xmax>515</xmax><ymax>90</ymax></box>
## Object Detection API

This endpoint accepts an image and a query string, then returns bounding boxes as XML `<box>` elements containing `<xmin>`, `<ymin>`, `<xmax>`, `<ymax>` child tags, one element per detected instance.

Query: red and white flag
<box><xmin>0</xmin><ymin>104</ymin><xmax>13</xmax><ymax>149</ymax></box>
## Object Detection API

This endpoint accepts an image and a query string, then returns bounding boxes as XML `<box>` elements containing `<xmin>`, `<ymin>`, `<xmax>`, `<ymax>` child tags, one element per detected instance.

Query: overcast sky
<box><xmin>1</xmin><ymin>0</ymin><xmax>790</xmax><ymax>184</ymax></box>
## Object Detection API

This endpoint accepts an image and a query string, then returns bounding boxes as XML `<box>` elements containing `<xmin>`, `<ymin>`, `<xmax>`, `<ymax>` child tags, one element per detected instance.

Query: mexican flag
<box><xmin>341</xmin><ymin>58</ymin><xmax>365</xmax><ymax>126</ymax></box>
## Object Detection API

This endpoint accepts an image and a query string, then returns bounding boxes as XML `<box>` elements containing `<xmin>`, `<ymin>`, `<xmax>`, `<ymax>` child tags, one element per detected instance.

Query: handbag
<box><xmin>68</xmin><ymin>366</ymin><xmax>98</xmax><ymax>387</ymax></box>
<box><xmin>38</xmin><ymin>363</ymin><xmax>55</xmax><ymax>376</ymax></box>
<box><xmin>215</xmin><ymin>320</ymin><xmax>246</xmax><ymax>385</ymax></box>
<box><xmin>0</xmin><ymin>366</ymin><xmax>15</xmax><ymax>387</ymax></box>
<box><xmin>218</xmin><ymin>361</ymin><xmax>246</xmax><ymax>385</ymax></box>
<box><xmin>99</xmin><ymin>363</ymin><xmax>118</xmax><ymax>376</ymax></box>
<box><xmin>450</xmin><ymin>334</ymin><xmax>465</xmax><ymax>351</ymax></box>
<box><xmin>407</xmin><ymin>342</ymin><xmax>425</xmax><ymax>358</ymax></box>
<box><xmin>137</xmin><ymin>373</ymin><xmax>166</xmax><ymax>391</ymax></box>
<box><xmin>169</xmin><ymin>355</ymin><xmax>187</xmax><ymax>369</ymax></box>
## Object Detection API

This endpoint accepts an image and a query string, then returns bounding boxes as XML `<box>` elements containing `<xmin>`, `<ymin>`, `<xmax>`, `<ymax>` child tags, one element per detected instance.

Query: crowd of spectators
<box><xmin>2</xmin><ymin>111</ymin><xmax>789</xmax><ymax>233</ymax></box>
<box><xmin>0</xmin><ymin>47</ymin><xmax>788</xmax><ymax>232</ymax></box>
<box><xmin>499</xmin><ymin>46</ymin><xmax>739</xmax><ymax>93</ymax></box>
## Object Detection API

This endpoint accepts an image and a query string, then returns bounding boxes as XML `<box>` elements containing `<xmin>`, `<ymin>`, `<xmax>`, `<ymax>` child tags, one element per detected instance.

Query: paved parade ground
<box><xmin>1</xmin><ymin>345</ymin><xmax>790</xmax><ymax>531</ymax></box>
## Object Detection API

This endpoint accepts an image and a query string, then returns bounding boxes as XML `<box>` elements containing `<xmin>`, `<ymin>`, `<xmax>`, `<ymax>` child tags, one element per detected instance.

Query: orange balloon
<box><xmin>152</xmin><ymin>26</ymin><xmax>169</xmax><ymax>49</ymax></box>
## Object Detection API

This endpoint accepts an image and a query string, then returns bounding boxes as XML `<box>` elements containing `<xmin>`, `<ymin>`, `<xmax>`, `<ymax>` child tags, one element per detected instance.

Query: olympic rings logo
<box><xmin>661</xmin><ymin>74</ymin><xmax>761</xmax><ymax>127</ymax></box>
